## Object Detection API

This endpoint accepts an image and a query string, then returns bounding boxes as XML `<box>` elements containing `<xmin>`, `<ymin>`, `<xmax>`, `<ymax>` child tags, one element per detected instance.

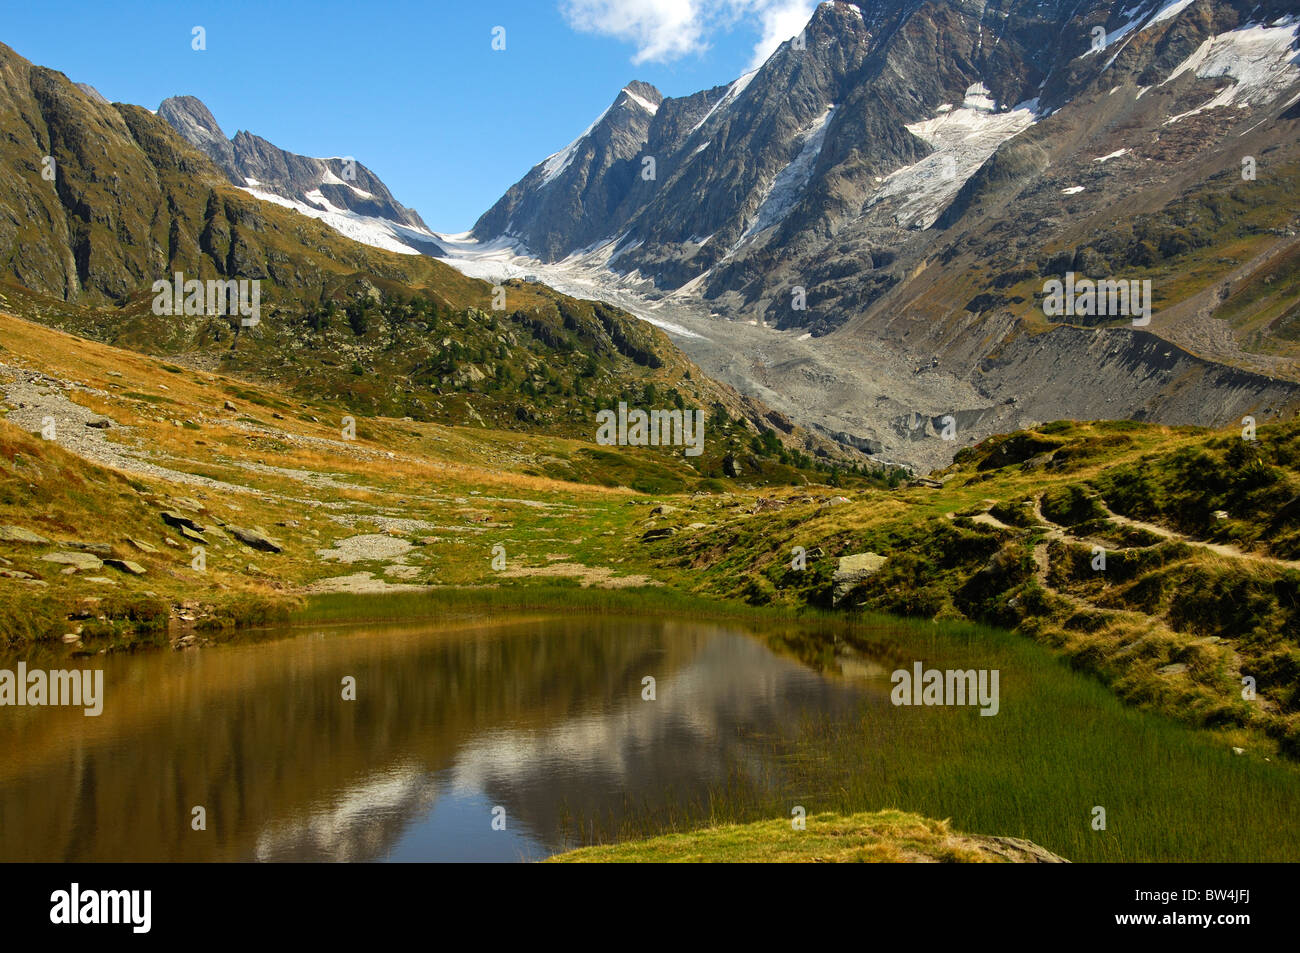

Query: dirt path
<box><xmin>1096</xmin><ymin>502</ymin><xmax>1300</xmax><ymax>570</ymax></box>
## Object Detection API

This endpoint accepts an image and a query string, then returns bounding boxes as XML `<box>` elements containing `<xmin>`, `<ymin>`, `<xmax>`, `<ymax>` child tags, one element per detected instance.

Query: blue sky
<box><xmin>2</xmin><ymin>0</ymin><xmax>817</xmax><ymax>231</ymax></box>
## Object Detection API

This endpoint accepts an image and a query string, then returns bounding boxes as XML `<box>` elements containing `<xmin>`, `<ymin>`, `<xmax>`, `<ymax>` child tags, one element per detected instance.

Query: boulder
<box><xmin>127</xmin><ymin>538</ymin><xmax>158</xmax><ymax>554</ymax></box>
<box><xmin>0</xmin><ymin>525</ymin><xmax>50</xmax><ymax>545</ymax></box>
<box><xmin>641</xmin><ymin>527</ymin><xmax>679</xmax><ymax>541</ymax></box>
<box><xmin>105</xmin><ymin>559</ymin><xmax>147</xmax><ymax>576</ymax></box>
<box><xmin>161</xmin><ymin>511</ymin><xmax>206</xmax><ymax>533</ymax></box>
<box><xmin>64</xmin><ymin>541</ymin><xmax>113</xmax><ymax>557</ymax></box>
<box><xmin>832</xmin><ymin>553</ymin><xmax>887</xmax><ymax>605</ymax></box>
<box><xmin>227</xmin><ymin>525</ymin><xmax>283</xmax><ymax>553</ymax></box>
<box><xmin>41</xmin><ymin>552</ymin><xmax>103</xmax><ymax>571</ymax></box>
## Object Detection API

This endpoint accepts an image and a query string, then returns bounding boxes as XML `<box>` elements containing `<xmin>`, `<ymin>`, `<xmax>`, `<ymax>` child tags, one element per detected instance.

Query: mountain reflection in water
<box><xmin>0</xmin><ymin>615</ymin><xmax>876</xmax><ymax>862</ymax></box>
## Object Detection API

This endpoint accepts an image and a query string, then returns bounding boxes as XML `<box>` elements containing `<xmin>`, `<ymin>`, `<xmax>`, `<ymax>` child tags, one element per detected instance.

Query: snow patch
<box><xmin>622</xmin><ymin>87</ymin><xmax>659</xmax><ymax>114</ymax></box>
<box><xmin>1162</xmin><ymin>18</ymin><xmax>1300</xmax><ymax>123</ymax></box>
<box><xmin>538</xmin><ymin>103</ymin><xmax>613</xmax><ymax>187</ymax></box>
<box><xmin>963</xmin><ymin>82</ymin><xmax>997</xmax><ymax>111</ymax></box>
<box><xmin>1062</xmin><ymin>186</ymin><xmax>1086</xmax><ymax>194</ymax></box>
<box><xmin>689</xmin><ymin>69</ymin><xmax>758</xmax><ymax>136</ymax></box>
<box><xmin>741</xmin><ymin>105</ymin><xmax>836</xmax><ymax>240</ymax></box>
<box><xmin>430</xmin><ymin>232</ymin><xmax>710</xmax><ymax>341</ymax></box>
<box><xmin>867</xmin><ymin>96</ymin><xmax>1042</xmax><ymax>230</ymax></box>
<box><xmin>1091</xmin><ymin>0</ymin><xmax>1197</xmax><ymax>63</ymax></box>
<box><xmin>1094</xmin><ymin>149</ymin><xmax>1129</xmax><ymax>162</ymax></box>
<box><xmin>239</xmin><ymin>186</ymin><xmax>441</xmax><ymax>256</ymax></box>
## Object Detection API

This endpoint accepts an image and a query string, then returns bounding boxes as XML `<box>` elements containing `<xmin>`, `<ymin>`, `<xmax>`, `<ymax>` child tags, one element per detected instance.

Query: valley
<box><xmin>2</xmin><ymin>0</ymin><xmax>1300</xmax><ymax>869</ymax></box>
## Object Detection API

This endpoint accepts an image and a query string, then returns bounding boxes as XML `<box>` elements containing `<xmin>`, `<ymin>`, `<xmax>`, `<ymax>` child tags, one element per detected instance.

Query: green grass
<box><xmin>290</xmin><ymin>584</ymin><xmax>807</xmax><ymax>627</ymax></box>
<box><xmin>556</xmin><ymin>611</ymin><xmax>1300</xmax><ymax>863</ymax></box>
<box><xmin>549</xmin><ymin>809</ymin><xmax>1019</xmax><ymax>863</ymax></box>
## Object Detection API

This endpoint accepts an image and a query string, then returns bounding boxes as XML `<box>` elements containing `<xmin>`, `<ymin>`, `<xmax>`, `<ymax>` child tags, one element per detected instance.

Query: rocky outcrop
<box><xmin>457</xmin><ymin>0</ymin><xmax>1300</xmax><ymax>471</ymax></box>
<box><xmin>833</xmin><ymin>552</ymin><xmax>887</xmax><ymax>605</ymax></box>
<box><xmin>158</xmin><ymin>95</ymin><xmax>431</xmax><ymax>232</ymax></box>
<box><xmin>41</xmin><ymin>551</ymin><xmax>103</xmax><ymax>571</ymax></box>
<box><xmin>226</xmin><ymin>525</ymin><xmax>283</xmax><ymax>554</ymax></box>
<box><xmin>0</xmin><ymin>526</ymin><xmax>50</xmax><ymax>545</ymax></box>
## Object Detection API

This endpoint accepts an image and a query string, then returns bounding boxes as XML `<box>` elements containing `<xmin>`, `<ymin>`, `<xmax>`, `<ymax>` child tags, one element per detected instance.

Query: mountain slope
<box><xmin>0</xmin><ymin>39</ymin><xmax>866</xmax><ymax>477</ymax></box>
<box><xmin>452</xmin><ymin>0</ymin><xmax>1300</xmax><ymax>471</ymax></box>
<box><xmin>157</xmin><ymin>95</ymin><xmax>444</xmax><ymax>256</ymax></box>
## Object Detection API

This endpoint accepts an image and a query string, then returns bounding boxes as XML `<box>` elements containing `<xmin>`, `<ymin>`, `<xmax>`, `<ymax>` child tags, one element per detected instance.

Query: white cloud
<box><xmin>559</xmin><ymin>0</ymin><xmax>818</xmax><ymax>67</ymax></box>
<box><xmin>746</xmin><ymin>0</ymin><xmax>819</xmax><ymax>69</ymax></box>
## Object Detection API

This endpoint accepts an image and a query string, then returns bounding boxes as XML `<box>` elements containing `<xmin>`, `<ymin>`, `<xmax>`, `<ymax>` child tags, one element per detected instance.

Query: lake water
<box><xmin>0</xmin><ymin>614</ymin><xmax>876</xmax><ymax>862</ymax></box>
<box><xmin>6</xmin><ymin>609</ymin><xmax>1298</xmax><ymax>863</ymax></box>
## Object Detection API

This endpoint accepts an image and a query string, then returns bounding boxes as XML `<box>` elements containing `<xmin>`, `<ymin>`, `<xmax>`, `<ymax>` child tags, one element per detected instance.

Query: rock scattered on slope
<box><xmin>226</xmin><ymin>525</ymin><xmax>283</xmax><ymax>553</ymax></box>
<box><xmin>160</xmin><ymin>511</ymin><xmax>205</xmax><ymax>533</ymax></box>
<box><xmin>104</xmin><ymin>558</ymin><xmax>146</xmax><ymax>575</ymax></box>
<box><xmin>0</xmin><ymin>525</ymin><xmax>50</xmax><ymax>545</ymax></box>
<box><xmin>833</xmin><ymin>553</ymin><xmax>887</xmax><ymax>605</ymax></box>
<box><xmin>41</xmin><ymin>552</ymin><xmax>103</xmax><ymax>571</ymax></box>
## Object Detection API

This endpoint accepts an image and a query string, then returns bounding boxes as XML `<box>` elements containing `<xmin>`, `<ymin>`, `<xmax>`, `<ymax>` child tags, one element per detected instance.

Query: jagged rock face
<box><xmin>158</xmin><ymin>94</ymin><xmax>429</xmax><ymax>232</ymax></box>
<box><xmin>472</xmin><ymin>0</ymin><xmax>1072</xmax><ymax>271</ymax></box>
<box><xmin>0</xmin><ymin>41</ymin><xmax>461</xmax><ymax>307</ymax></box>
<box><xmin>73</xmin><ymin>82</ymin><xmax>108</xmax><ymax>105</ymax></box>
<box><xmin>156</xmin><ymin>95</ymin><xmax>236</xmax><ymax>171</ymax></box>
<box><xmin>470</xmin><ymin>0</ymin><xmax>1300</xmax><ymax>322</ymax></box>
<box><xmin>473</xmin><ymin>80</ymin><xmax>689</xmax><ymax>260</ymax></box>
<box><xmin>458</xmin><ymin>0</ymin><xmax>1300</xmax><ymax>470</ymax></box>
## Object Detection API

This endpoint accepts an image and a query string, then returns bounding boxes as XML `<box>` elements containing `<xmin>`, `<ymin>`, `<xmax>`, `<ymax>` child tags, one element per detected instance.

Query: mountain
<box><xmin>157</xmin><ymin>94</ymin><xmax>445</xmax><ymax>257</ymax></box>
<box><xmin>0</xmin><ymin>38</ymin><xmax>862</xmax><ymax>478</ymax></box>
<box><xmin>451</xmin><ymin>0</ymin><xmax>1300</xmax><ymax>470</ymax></box>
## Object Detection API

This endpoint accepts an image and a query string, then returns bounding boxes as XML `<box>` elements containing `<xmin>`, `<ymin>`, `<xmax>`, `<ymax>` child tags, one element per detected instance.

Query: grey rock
<box><xmin>41</xmin><ymin>551</ymin><xmax>103</xmax><ymax>571</ymax></box>
<box><xmin>227</xmin><ymin>525</ymin><xmax>283</xmax><ymax>553</ymax></box>
<box><xmin>0</xmin><ymin>525</ymin><xmax>50</xmax><ymax>545</ymax></box>
<box><xmin>158</xmin><ymin>95</ymin><xmax>438</xmax><ymax>245</ymax></box>
<box><xmin>104</xmin><ymin>559</ymin><xmax>147</xmax><ymax>575</ymax></box>
<box><xmin>832</xmin><ymin>553</ymin><xmax>887</xmax><ymax>606</ymax></box>
<box><xmin>161</xmin><ymin>511</ymin><xmax>206</xmax><ymax>533</ymax></box>
<box><xmin>63</xmin><ymin>542</ymin><xmax>113</xmax><ymax>557</ymax></box>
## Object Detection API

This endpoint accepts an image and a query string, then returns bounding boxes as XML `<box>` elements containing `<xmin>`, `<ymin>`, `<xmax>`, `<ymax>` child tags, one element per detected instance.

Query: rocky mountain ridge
<box><xmin>157</xmin><ymin>94</ymin><xmax>444</xmax><ymax>256</ymax></box>
<box><xmin>443</xmin><ymin>0</ymin><xmax>1300</xmax><ymax>470</ymax></box>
